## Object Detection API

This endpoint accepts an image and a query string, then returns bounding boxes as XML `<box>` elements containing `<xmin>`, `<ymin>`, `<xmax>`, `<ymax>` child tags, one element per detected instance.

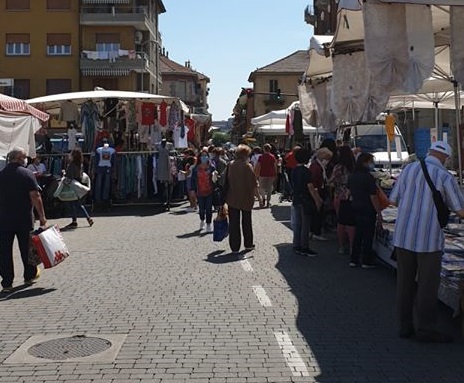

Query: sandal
<box><xmin>87</xmin><ymin>217</ymin><xmax>94</xmax><ymax>227</ymax></box>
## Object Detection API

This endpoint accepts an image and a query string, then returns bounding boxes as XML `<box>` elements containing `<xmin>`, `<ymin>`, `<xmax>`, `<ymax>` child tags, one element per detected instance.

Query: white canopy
<box><xmin>27</xmin><ymin>90</ymin><xmax>189</xmax><ymax>113</ymax></box>
<box><xmin>253</xmin><ymin>124</ymin><xmax>316</xmax><ymax>136</ymax></box>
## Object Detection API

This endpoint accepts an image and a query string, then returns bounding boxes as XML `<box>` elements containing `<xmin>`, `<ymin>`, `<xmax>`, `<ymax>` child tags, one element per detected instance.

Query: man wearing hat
<box><xmin>389</xmin><ymin>141</ymin><xmax>464</xmax><ymax>342</ymax></box>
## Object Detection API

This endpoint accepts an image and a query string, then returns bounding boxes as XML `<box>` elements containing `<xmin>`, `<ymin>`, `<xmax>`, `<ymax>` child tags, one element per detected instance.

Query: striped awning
<box><xmin>82</xmin><ymin>0</ymin><xmax>130</xmax><ymax>3</ymax></box>
<box><xmin>81</xmin><ymin>68</ymin><xmax>131</xmax><ymax>77</ymax></box>
<box><xmin>0</xmin><ymin>94</ymin><xmax>49</xmax><ymax>122</ymax></box>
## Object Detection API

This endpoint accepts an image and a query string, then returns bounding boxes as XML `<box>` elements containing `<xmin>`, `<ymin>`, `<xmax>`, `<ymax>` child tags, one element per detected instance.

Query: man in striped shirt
<box><xmin>389</xmin><ymin>141</ymin><xmax>464</xmax><ymax>342</ymax></box>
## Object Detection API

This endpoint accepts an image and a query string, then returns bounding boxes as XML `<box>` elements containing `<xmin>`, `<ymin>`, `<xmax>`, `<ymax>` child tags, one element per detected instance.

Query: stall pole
<box><xmin>454</xmin><ymin>80</ymin><xmax>462</xmax><ymax>186</ymax></box>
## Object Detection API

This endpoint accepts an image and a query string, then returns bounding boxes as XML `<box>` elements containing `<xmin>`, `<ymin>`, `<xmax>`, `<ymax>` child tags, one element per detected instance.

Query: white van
<box><xmin>343</xmin><ymin>124</ymin><xmax>412</xmax><ymax>168</ymax></box>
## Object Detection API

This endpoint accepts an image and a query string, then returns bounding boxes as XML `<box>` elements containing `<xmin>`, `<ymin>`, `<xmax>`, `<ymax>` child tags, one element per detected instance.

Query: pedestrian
<box><xmin>191</xmin><ymin>148</ymin><xmax>216</xmax><ymax>232</ymax></box>
<box><xmin>181</xmin><ymin>149</ymin><xmax>197</xmax><ymax>212</ymax></box>
<box><xmin>329</xmin><ymin>145</ymin><xmax>356</xmax><ymax>255</ymax></box>
<box><xmin>0</xmin><ymin>147</ymin><xmax>47</xmax><ymax>293</ymax></box>
<box><xmin>348</xmin><ymin>153</ymin><xmax>382</xmax><ymax>268</ymax></box>
<box><xmin>308</xmin><ymin>147</ymin><xmax>333</xmax><ymax>240</ymax></box>
<box><xmin>284</xmin><ymin>145</ymin><xmax>301</xmax><ymax>186</ymax></box>
<box><xmin>255</xmin><ymin>143</ymin><xmax>277</xmax><ymax>208</ymax></box>
<box><xmin>225</xmin><ymin>144</ymin><xmax>258</xmax><ymax>253</ymax></box>
<box><xmin>64</xmin><ymin>148</ymin><xmax>93</xmax><ymax>228</ymax></box>
<box><xmin>250</xmin><ymin>146</ymin><xmax>262</xmax><ymax>169</ymax></box>
<box><xmin>389</xmin><ymin>141</ymin><xmax>464</xmax><ymax>342</ymax></box>
<box><xmin>291</xmin><ymin>147</ymin><xmax>318</xmax><ymax>257</ymax></box>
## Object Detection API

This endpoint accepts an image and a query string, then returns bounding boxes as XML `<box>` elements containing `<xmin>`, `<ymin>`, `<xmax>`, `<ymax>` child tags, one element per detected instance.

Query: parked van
<box><xmin>341</xmin><ymin>124</ymin><xmax>412</xmax><ymax>168</ymax></box>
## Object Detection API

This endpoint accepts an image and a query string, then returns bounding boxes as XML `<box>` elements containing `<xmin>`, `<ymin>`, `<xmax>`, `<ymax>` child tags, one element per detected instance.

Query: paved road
<box><xmin>1</xmin><ymin>198</ymin><xmax>463</xmax><ymax>383</ymax></box>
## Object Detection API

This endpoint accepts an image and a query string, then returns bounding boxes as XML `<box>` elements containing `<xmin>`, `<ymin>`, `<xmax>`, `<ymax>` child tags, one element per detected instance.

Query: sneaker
<box><xmin>199</xmin><ymin>221</ymin><xmax>205</xmax><ymax>230</ymax></box>
<box><xmin>1</xmin><ymin>286</ymin><xmax>13</xmax><ymax>293</ymax></box>
<box><xmin>186</xmin><ymin>207</ymin><xmax>196</xmax><ymax>212</ymax></box>
<box><xmin>206</xmin><ymin>223</ymin><xmax>213</xmax><ymax>232</ymax></box>
<box><xmin>245</xmin><ymin>244</ymin><xmax>256</xmax><ymax>251</ymax></box>
<box><xmin>361</xmin><ymin>263</ymin><xmax>377</xmax><ymax>269</ymax></box>
<box><xmin>66</xmin><ymin>221</ymin><xmax>78</xmax><ymax>229</ymax></box>
<box><xmin>25</xmin><ymin>267</ymin><xmax>41</xmax><ymax>286</ymax></box>
<box><xmin>293</xmin><ymin>247</ymin><xmax>302</xmax><ymax>255</ymax></box>
<box><xmin>87</xmin><ymin>217</ymin><xmax>94</xmax><ymax>227</ymax></box>
<box><xmin>300</xmin><ymin>248</ymin><xmax>317</xmax><ymax>257</ymax></box>
<box><xmin>349</xmin><ymin>262</ymin><xmax>359</xmax><ymax>268</ymax></box>
<box><xmin>312</xmin><ymin>235</ymin><xmax>328</xmax><ymax>241</ymax></box>
<box><xmin>415</xmin><ymin>330</ymin><xmax>453</xmax><ymax>343</ymax></box>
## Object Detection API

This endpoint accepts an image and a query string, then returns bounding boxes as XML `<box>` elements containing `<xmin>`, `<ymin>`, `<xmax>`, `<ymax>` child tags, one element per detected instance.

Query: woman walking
<box><xmin>255</xmin><ymin>143</ymin><xmax>277</xmax><ymax>208</ymax></box>
<box><xmin>191</xmin><ymin>149</ymin><xmax>216</xmax><ymax>232</ymax></box>
<box><xmin>329</xmin><ymin>146</ymin><xmax>356</xmax><ymax>255</ymax></box>
<box><xmin>64</xmin><ymin>148</ymin><xmax>93</xmax><ymax>228</ymax></box>
<box><xmin>348</xmin><ymin>153</ymin><xmax>382</xmax><ymax>268</ymax></box>
<box><xmin>291</xmin><ymin>147</ymin><xmax>318</xmax><ymax>257</ymax></box>
<box><xmin>225</xmin><ymin>144</ymin><xmax>258</xmax><ymax>253</ymax></box>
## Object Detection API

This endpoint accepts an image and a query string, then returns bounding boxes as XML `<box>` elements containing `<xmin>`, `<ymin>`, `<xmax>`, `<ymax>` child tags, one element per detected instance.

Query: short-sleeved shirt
<box><xmin>389</xmin><ymin>156</ymin><xmax>464</xmax><ymax>252</ymax></box>
<box><xmin>348</xmin><ymin>168</ymin><xmax>377</xmax><ymax>214</ymax></box>
<box><xmin>258</xmin><ymin>152</ymin><xmax>276</xmax><ymax>177</ymax></box>
<box><xmin>0</xmin><ymin>163</ymin><xmax>40</xmax><ymax>230</ymax></box>
<box><xmin>196</xmin><ymin>167</ymin><xmax>213</xmax><ymax>197</ymax></box>
<box><xmin>292</xmin><ymin>165</ymin><xmax>312</xmax><ymax>205</ymax></box>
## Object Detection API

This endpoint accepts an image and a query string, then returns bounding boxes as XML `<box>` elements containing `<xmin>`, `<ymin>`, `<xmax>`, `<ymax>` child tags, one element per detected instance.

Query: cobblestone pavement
<box><xmin>1</xmin><ymin>197</ymin><xmax>464</xmax><ymax>383</ymax></box>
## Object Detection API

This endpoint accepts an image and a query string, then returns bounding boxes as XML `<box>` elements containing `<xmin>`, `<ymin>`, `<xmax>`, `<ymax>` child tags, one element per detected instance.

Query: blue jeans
<box><xmin>95</xmin><ymin>167</ymin><xmax>111</xmax><ymax>202</ymax></box>
<box><xmin>197</xmin><ymin>194</ymin><xmax>213</xmax><ymax>224</ymax></box>
<box><xmin>68</xmin><ymin>200</ymin><xmax>91</xmax><ymax>222</ymax></box>
<box><xmin>292</xmin><ymin>203</ymin><xmax>310</xmax><ymax>249</ymax></box>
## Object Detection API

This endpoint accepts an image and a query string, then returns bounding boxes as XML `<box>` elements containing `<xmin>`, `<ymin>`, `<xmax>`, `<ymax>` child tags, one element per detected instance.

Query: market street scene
<box><xmin>2</xmin><ymin>0</ymin><xmax>464</xmax><ymax>382</ymax></box>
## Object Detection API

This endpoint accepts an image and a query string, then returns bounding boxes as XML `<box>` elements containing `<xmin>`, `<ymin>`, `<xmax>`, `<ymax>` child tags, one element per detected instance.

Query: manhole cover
<box><xmin>27</xmin><ymin>335</ymin><xmax>112</xmax><ymax>360</ymax></box>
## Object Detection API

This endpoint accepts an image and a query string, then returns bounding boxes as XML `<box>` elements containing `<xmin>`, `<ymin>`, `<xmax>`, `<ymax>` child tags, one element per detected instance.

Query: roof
<box><xmin>160</xmin><ymin>55</ymin><xmax>210</xmax><ymax>82</ymax></box>
<box><xmin>248</xmin><ymin>50</ymin><xmax>310</xmax><ymax>81</ymax></box>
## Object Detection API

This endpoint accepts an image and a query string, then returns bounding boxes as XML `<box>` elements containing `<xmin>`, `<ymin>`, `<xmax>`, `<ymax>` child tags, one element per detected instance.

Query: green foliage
<box><xmin>212</xmin><ymin>132</ymin><xmax>230</xmax><ymax>147</ymax></box>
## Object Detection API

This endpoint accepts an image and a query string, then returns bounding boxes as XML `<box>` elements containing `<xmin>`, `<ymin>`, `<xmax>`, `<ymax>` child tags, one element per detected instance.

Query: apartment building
<box><xmin>0</xmin><ymin>0</ymin><xmax>165</xmax><ymax>98</ymax></box>
<box><xmin>305</xmin><ymin>0</ymin><xmax>338</xmax><ymax>35</ymax></box>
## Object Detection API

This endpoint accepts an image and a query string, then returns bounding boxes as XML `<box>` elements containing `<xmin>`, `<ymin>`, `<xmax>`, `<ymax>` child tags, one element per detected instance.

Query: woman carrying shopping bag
<box><xmin>64</xmin><ymin>148</ymin><xmax>93</xmax><ymax>228</ymax></box>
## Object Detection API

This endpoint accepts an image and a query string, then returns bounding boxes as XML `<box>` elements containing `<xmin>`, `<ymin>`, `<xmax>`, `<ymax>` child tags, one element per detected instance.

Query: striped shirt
<box><xmin>389</xmin><ymin>156</ymin><xmax>464</xmax><ymax>252</ymax></box>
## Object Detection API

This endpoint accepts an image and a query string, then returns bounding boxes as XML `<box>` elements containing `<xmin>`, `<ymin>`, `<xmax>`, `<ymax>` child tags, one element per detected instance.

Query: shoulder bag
<box><xmin>420</xmin><ymin>160</ymin><xmax>450</xmax><ymax>228</ymax></box>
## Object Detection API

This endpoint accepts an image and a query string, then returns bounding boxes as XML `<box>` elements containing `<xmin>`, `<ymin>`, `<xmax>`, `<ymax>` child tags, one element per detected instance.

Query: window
<box><xmin>96</xmin><ymin>33</ymin><xmax>120</xmax><ymax>52</ymax></box>
<box><xmin>46</xmin><ymin>79</ymin><xmax>71</xmax><ymax>95</ymax></box>
<box><xmin>3</xmin><ymin>79</ymin><xmax>30</xmax><ymax>99</ymax></box>
<box><xmin>6</xmin><ymin>0</ymin><xmax>29</xmax><ymax>10</ymax></box>
<box><xmin>47</xmin><ymin>0</ymin><xmax>70</xmax><ymax>10</ymax></box>
<box><xmin>47</xmin><ymin>34</ymin><xmax>71</xmax><ymax>56</ymax></box>
<box><xmin>6</xmin><ymin>34</ymin><xmax>30</xmax><ymax>56</ymax></box>
<box><xmin>269</xmin><ymin>79</ymin><xmax>278</xmax><ymax>93</ymax></box>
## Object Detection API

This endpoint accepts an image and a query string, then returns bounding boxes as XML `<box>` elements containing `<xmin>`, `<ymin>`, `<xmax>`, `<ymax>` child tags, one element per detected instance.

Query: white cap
<box><xmin>430</xmin><ymin>141</ymin><xmax>452</xmax><ymax>157</ymax></box>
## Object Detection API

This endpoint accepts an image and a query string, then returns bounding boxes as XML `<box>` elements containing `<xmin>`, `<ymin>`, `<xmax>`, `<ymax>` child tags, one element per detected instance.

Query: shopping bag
<box><xmin>53</xmin><ymin>178</ymin><xmax>78</xmax><ymax>201</ymax></box>
<box><xmin>69</xmin><ymin>179</ymin><xmax>90</xmax><ymax>199</ymax></box>
<box><xmin>213</xmin><ymin>206</ymin><xmax>229</xmax><ymax>242</ymax></box>
<box><xmin>28</xmin><ymin>231</ymin><xmax>43</xmax><ymax>267</ymax></box>
<box><xmin>31</xmin><ymin>225</ymin><xmax>70</xmax><ymax>269</ymax></box>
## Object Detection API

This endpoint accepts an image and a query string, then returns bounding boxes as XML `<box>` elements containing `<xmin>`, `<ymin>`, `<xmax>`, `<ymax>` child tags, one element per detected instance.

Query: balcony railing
<box><xmin>80</xmin><ymin>5</ymin><xmax>155</xmax><ymax>32</ymax></box>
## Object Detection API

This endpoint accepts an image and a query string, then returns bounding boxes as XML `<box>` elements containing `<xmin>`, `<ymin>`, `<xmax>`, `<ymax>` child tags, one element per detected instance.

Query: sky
<box><xmin>159</xmin><ymin>0</ymin><xmax>314</xmax><ymax>122</ymax></box>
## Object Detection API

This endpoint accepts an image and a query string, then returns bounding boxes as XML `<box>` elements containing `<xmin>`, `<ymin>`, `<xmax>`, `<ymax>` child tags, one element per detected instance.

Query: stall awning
<box><xmin>0</xmin><ymin>94</ymin><xmax>49</xmax><ymax>122</ymax></box>
<box><xmin>81</xmin><ymin>69</ymin><xmax>131</xmax><ymax>77</ymax></box>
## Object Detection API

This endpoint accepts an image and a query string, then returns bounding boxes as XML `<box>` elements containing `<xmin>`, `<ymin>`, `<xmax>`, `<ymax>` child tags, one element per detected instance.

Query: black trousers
<box><xmin>0</xmin><ymin>227</ymin><xmax>37</xmax><ymax>288</ymax></box>
<box><xmin>396</xmin><ymin>247</ymin><xmax>442</xmax><ymax>334</ymax></box>
<box><xmin>310</xmin><ymin>207</ymin><xmax>324</xmax><ymax>236</ymax></box>
<box><xmin>228</xmin><ymin>207</ymin><xmax>253</xmax><ymax>252</ymax></box>
<box><xmin>351</xmin><ymin>211</ymin><xmax>376</xmax><ymax>265</ymax></box>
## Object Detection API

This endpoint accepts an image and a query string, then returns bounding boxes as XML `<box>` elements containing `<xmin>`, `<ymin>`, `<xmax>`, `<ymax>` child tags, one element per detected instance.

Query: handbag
<box><xmin>376</xmin><ymin>186</ymin><xmax>390</xmax><ymax>211</ymax></box>
<box><xmin>420</xmin><ymin>160</ymin><xmax>450</xmax><ymax>228</ymax></box>
<box><xmin>213</xmin><ymin>207</ymin><xmax>229</xmax><ymax>242</ymax></box>
<box><xmin>30</xmin><ymin>225</ymin><xmax>70</xmax><ymax>269</ymax></box>
<box><xmin>28</xmin><ymin>230</ymin><xmax>43</xmax><ymax>266</ymax></box>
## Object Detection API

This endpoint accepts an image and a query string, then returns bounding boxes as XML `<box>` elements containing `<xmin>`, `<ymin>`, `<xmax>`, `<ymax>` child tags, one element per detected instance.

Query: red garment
<box><xmin>185</xmin><ymin>118</ymin><xmax>196</xmax><ymax>142</ymax></box>
<box><xmin>141</xmin><ymin>102</ymin><xmax>155</xmax><ymax>125</ymax></box>
<box><xmin>197</xmin><ymin>167</ymin><xmax>213</xmax><ymax>197</ymax></box>
<box><xmin>258</xmin><ymin>153</ymin><xmax>277</xmax><ymax>177</ymax></box>
<box><xmin>159</xmin><ymin>101</ymin><xmax>168</xmax><ymax>127</ymax></box>
<box><xmin>309</xmin><ymin>161</ymin><xmax>324</xmax><ymax>190</ymax></box>
<box><xmin>285</xmin><ymin>152</ymin><xmax>298</xmax><ymax>169</ymax></box>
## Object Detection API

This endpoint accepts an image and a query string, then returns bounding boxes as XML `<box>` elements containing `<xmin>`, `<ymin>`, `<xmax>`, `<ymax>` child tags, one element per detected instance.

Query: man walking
<box><xmin>0</xmin><ymin>147</ymin><xmax>47</xmax><ymax>293</ymax></box>
<box><xmin>389</xmin><ymin>141</ymin><xmax>464</xmax><ymax>342</ymax></box>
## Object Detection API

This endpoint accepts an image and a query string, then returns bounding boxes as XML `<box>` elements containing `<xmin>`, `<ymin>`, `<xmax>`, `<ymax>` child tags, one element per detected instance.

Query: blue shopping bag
<box><xmin>213</xmin><ymin>218</ymin><xmax>229</xmax><ymax>242</ymax></box>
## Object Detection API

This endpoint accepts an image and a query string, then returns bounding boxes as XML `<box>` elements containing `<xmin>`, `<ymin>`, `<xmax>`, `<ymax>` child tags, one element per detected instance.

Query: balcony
<box><xmin>80</xmin><ymin>50</ymin><xmax>150</xmax><ymax>77</ymax></box>
<box><xmin>263</xmin><ymin>95</ymin><xmax>285</xmax><ymax>107</ymax></box>
<box><xmin>80</xmin><ymin>5</ymin><xmax>155</xmax><ymax>32</ymax></box>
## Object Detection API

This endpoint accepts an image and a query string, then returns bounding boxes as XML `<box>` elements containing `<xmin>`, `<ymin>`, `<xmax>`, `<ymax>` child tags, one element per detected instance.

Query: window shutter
<box><xmin>47</xmin><ymin>34</ymin><xmax>71</xmax><ymax>45</ymax></box>
<box><xmin>96</xmin><ymin>33</ymin><xmax>120</xmax><ymax>44</ymax></box>
<box><xmin>46</xmin><ymin>79</ymin><xmax>72</xmax><ymax>95</ymax></box>
<box><xmin>47</xmin><ymin>0</ymin><xmax>71</xmax><ymax>9</ymax></box>
<box><xmin>6</xmin><ymin>0</ymin><xmax>30</xmax><ymax>10</ymax></box>
<box><xmin>6</xmin><ymin>33</ymin><xmax>30</xmax><ymax>44</ymax></box>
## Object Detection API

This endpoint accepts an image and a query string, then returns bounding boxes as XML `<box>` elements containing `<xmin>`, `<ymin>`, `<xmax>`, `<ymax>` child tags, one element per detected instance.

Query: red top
<box><xmin>197</xmin><ymin>167</ymin><xmax>213</xmax><ymax>197</ymax></box>
<box><xmin>258</xmin><ymin>152</ymin><xmax>277</xmax><ymax>177</ymax></box>
<box><xmin>309</xmin><ymin>161</ymin><xmax>324</xmax><ymax>190</ymax></box>
<box><xmin>285</xmin><ymin>152</ymin><xmax>298</xmax><ymax>169</ymax></box>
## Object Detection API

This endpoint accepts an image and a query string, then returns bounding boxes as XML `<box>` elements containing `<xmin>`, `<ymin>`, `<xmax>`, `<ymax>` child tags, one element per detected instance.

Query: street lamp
<box><xmin>140</xmin><ymin>39</ymin><xmax>159</xmax><ymax>93</ymax></box>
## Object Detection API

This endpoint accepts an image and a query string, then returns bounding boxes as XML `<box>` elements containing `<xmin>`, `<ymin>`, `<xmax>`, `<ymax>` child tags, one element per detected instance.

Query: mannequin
<box><xmin>156</xmin><ymin>138</ymin><xmax>174</xmax><ymax>210</ymax></box>
<box><xmin>67</xmin><ymin>122</ymin><xmax>78</xmax><ymax>151</ymax></box>
<box><xmin>94</xmin><ymin>139</ymin><xmax>116</xmax><ymax>205</ymax></box>
<box><xmin>80</xmin><ymin>99</ymin><xmax>100</xmax><ymax>152</ymax></box>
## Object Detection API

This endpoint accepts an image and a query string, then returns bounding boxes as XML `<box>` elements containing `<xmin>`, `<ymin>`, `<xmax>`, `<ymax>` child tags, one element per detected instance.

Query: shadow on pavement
<box><xmin>177</xmin><ymin>229</ymin><xmax>202</xmax><ymax>239</ymax></box>
<box><xmin>0</xmin><ymin>287</ymin><xmax>56</xmax><ymax>301</ymax></box>
<box><xmin>274</xmin><ymin>240</ymin><xmax>464</xmax><ymax>383</ymax></box>
<box><xmin>270</xmin><ymin>204</ymin><xmax>292</xmax><ymax>230</ymax></box>
<box><xmin>205</xmin><ymin>250</ymin><xmax>248</xmax><ymax>264</ymax></box>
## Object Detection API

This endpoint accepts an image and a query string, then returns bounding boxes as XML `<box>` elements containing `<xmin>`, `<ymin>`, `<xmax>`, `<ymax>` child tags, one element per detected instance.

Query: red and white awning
<box><xmin>0</xmin><ymin>94</ymin><xmax>49</xmax><ymax>122</ymax></box>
